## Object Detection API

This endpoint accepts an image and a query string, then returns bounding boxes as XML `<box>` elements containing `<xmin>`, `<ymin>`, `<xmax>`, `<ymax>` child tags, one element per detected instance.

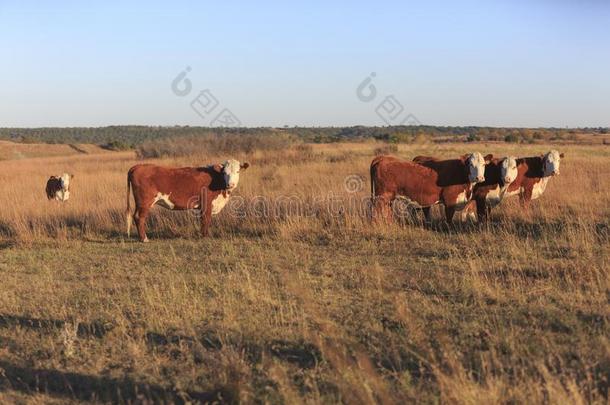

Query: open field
<box><xmin>0</xmin><ymin>140</ymin><xmax>110</xmax><ymax>161</ymax></box>
<box><xmin>0</xmin><ymin>142</ymin><xmax>608</xmax><ymax>404</ymax></box>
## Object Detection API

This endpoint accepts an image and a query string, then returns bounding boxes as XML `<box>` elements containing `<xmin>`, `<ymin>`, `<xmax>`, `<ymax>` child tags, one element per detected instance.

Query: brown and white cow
<box><xmin>126</xmin><ymin>159</ymin><xmax>249</xmax><ymax>242</ymax></box>
<box><xmin>459</xmin><ymin>156</ymin><xmax>518</xmax><ymax>222</ymax></box>
<box><xmin>370</xmin><ymin>153</ymin><xmax>489</xmax><ymax>223</ymax></box>
<box><xmin>46</xmin><ymin>173</ymin><xmax>73</xmax><ymax>202</ymax></box>
<box><xmin>503</xmin><ymin>150</ymin><xmax>564</xmax><ymax>208</ymax></box>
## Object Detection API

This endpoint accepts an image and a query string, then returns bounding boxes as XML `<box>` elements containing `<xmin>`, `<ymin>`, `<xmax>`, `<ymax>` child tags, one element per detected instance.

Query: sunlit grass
<box><xmin>0</xmin><ymin>142</ymin><xmax>608</xmax><ymax>403</ymax></box>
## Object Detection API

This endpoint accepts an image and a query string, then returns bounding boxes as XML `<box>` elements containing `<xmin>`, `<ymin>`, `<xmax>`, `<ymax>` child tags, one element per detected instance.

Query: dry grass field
<box><xmin>0</xmin><ymin>141</ymin><xmax>608</xmax><ymax>404</ymax></box>
<box><xmin>0</xmin><ymin>140</ymin><xmax>110</xmax><ymax>161</ymax></box>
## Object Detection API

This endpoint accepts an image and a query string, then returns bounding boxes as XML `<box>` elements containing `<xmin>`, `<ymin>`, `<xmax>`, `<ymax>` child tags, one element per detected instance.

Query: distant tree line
<box><xmin>0</xmin><ymin>125</ymin><xmax>607</xmax><ymax>148</ymax></box>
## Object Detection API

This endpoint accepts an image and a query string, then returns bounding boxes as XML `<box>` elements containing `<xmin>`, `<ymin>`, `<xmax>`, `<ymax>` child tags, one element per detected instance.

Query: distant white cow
<box><xmin>46</xmin><ymin>173</ymin><xmax>73</xmax><ymax>202</ymax></box>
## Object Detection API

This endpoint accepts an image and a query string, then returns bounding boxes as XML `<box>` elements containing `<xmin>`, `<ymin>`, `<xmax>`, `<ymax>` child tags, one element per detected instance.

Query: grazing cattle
<box><xmin>460</xmin><ymin>156</ymin><xmax>518</xmax><ymax>222</ymax></box>
<box><xmin>45</xmin><ymin>173</ymin><xmax>73</xmax><ymax>202</ymax></box>
<box><xmin>503</xmin><ymin>150</ymin><xmax>564</xmax><ymax>208</ymax></box>
<box><xmin>126</xmin><ymin>159</ymin><xmax>249</xmax><ymax>242</ymax></box>
<box><xmin>371</xmin><ymin>153</ymin><xmax>489</xmax><ymax>223</ymax></box>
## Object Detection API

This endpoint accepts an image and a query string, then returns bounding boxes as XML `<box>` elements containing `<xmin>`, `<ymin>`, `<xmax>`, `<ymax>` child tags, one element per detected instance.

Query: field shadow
<box><xmin>146</xmin><ymin>330</ymin><xmax>321</xmax><ymax>369</ymax></box>
<box><xmin>0</xmin><ymin>240</ymin><xmax>15</xmax><ymax>250</ymax></box>
<box><xmin>418</xmin><ymin>214</ymin><xmax>605</xmax><ymax>240</ymax></box>
<box><xmin>0</xmin><ymin>313</ymin><xmax>113</xmax><ymax>339</ymax></box>
<box><xmin>0</xmin><ymin>360</ymin><xmax>234</xmax><ymax>404</ymax></box>
<box><xmin>484</xmin><ymin>217</ymin><xmax>578</xmax><ymax>240</ymax></box>
<box><xmin>0</xmin><ymin>220</ymin><xmax>16</xmax><ymax>240</ymax></box>
<box><xmin>67</xmin><ymin>144</ymin><xmax>88</xmax><ymax>154</ymax></box>
<box><xmin>414</xmin><ymin>218</ymin><xmax>481</xmax><ymax>235</ymax></box>
<box><xmin>106</xmin><ymin>222</ymin><xmax>276</xmax><ymax>243</ymax></box>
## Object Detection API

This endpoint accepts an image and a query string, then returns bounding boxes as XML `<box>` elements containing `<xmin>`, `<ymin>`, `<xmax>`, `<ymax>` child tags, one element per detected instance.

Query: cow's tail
<box><xmin>126</xmin><ymin>172</ymin><xmax>133</xmax><ymax>238</ymax></box>
<box><xmin>369</xmin><ymin>160</ymin><xmax>378</xmax><ymax>219</ymax></box>
<box><xmin>370</xmin><ymin>160</ymin><xmax>377</xmax><ymax>199</ymax></box>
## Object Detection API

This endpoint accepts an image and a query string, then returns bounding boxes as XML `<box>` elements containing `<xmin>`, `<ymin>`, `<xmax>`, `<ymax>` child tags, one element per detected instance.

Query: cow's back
<box><xmin>372</xmin><ymin>156</ymin><xmax>442</xmax><ymax>206</ymax></box>
<box><xmin>506</xmin><ymin>157</ymin><xmax>541</xmax><ymax>195</ymax></box>
<box><xmin>128</xmin><ymin>164</ymin><xmax>220</xmax><ymax>209</ymax></box>
<box><xmin>412</xmin><ymin>159</ymin><xmax>470</xmax><ymax>188</ymax></box>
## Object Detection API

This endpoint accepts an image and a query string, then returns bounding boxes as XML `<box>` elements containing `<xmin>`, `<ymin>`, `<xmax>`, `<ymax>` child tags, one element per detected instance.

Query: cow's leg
<box><xmin>373</xmin><ymin>192</ymin><xmax>394</xmax><ymax>224</ymax></box>
<box><xmin>422</xmin><ymin>207</ymin><xmax>432</xmax><ymax>225</ymax></box>
<box><xmin>475</xmin><ymin>198</ymin><xmax>488</xmax><ymax>223</ymax></box>
<box><xmin>200</xmin><ymin>204</ymin><xmax>212</xmax><ymax>237</ymax></box>
<box><xmin>371</xmin><ymin>195</ymin><xmax>382</xmax><ymax>222</ymax></box>
<box><xmin>383</xmin><ymin>194</ymin><xmax>396</xmax><ymax>223</ymax></box>
<box><xmin>460</xmin><ymin>200</ymin><xmax>477</xmax><ymax>223</ymax></box>
<box><xmin>198</xmin><ymin>188</ymin><xmax>212</xmax><ymax>237</ymax></box>
<box><xmin>371</xmin><ymin>195</ymin><xmax>383</xmax><ymax>222</ymax></box>
<box><xmin>135</xmin><ymin>207</ymin><xmax>150</xmax><ymax>242</ymax></box>
<box><xmin>519</xmin><ymin>188</ymin><xmax>532</xmax><ymax>210</ymax></box>
<box><xmin>444</xmin><ymin>205</ymin><xmax>456</xmax><ymax>223</ymax></box>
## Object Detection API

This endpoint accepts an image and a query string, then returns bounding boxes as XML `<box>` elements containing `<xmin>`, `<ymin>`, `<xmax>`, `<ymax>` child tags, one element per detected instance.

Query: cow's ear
<box><xmin>484</xmin><ymin>154</ymin><xmax>493</xmax><ymax>163</ymax></box>
<box><xmin>240</xmin><ymin>162</ymin><xmax>250</xmax><ymax>171</ymax></box>
<box><xmin>559</xmin><ymin>153</ymin><xmax>565</xmax><ymax>158</ymax></box>
<box><xmin>460</xmin><ymin>154</ymin><xmax>469</xmax><ymax>162</ymax></box>
<box><xmin>213</xmin><ymin>164</ymin><xmax>223</xmax><ymax>173</ymax></box>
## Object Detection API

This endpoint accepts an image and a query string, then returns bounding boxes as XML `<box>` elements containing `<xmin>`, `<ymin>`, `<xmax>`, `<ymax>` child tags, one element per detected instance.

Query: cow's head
<box><xmin>462</xmin><ymin>152</ymin><xmax>489</xmax><ymax>183</ymax></box>
<box><xmin>500</xmin><ymin>156</ymin><xmax>518</xmax><ymax>185</ymax></box>
<box><xmin>213</xmin><ymin>159</ymin><xmax>250</xmax><ymax>190</ymax></box>
<box><xmin>60</xmin><ymin>173</ymin><xmax>73</xmax><ymax>191</ymax></box>
<box><xmin>542</xmin><ymin>150</ymin><xmax>564</xmax><ymax>177</ymax></box>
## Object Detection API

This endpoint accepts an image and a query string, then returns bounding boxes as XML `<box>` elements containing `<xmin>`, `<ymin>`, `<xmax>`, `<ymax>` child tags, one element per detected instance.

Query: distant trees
<box><xmin>0</xmin><ymin>125</ymin><xmax>605</xmax><ymax>147</ymax></box>
<box><xmin>466</xmin><ymin>133</ymin><xmax>480</xmax><ymax>142</ymax></box>
<box><xmin>504</xmin><ymin>134</ymin><xmax>519</xmax><ymax>143</ymax></box>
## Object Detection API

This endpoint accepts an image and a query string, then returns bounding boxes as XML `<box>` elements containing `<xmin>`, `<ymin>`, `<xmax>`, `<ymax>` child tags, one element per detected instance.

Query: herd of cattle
<box><xmin>45</xmin><ymin>150</ymin><xmax>563</xmax><ymax>242</ymax></box>
<box><xmin>371</xmin><ymin>150</ymin><xmax>563</xmax><ymax>223</ymax></box>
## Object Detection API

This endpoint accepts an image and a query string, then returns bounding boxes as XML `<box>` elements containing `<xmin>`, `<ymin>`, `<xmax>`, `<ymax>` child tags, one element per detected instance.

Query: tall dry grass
<box><xmin>0</xmin><ymin>142</ymin><xmax>608</xmax><ymax>403</ymax></box>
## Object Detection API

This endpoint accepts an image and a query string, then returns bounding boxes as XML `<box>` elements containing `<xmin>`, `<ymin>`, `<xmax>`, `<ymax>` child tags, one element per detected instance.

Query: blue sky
<box><xmin>1</xmin><ymin>0</ymin><xmax>609</xmax><ymax>127</ymax></box>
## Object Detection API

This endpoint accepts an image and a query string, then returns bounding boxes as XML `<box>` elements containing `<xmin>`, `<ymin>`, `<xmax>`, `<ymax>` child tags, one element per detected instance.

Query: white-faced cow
<box><xmin>126</xmin><ymin>159</ymin><xmax>249</xmax><ymax>242</ymax></box>
<box><xmin>460</xmin><ymin>155</ymin><xmax>519</xmax><ymax>222</ymax></box>
<box><xmin>370</xmin><ymin>153</ymin><xmax>489</xmax><ymax>223</ymax></box>
<box><xmin>46</xmin><ymin>173</ymin><xmax>73</xmax><ymax>202</ymax></box>
<box><xmin>503</xmin><ymin>150</ymin><xmax>564</xmax><ymax>208</ymax></box>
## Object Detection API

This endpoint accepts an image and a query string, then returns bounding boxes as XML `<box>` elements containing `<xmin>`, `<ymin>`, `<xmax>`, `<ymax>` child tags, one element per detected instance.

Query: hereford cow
<box><xmin>503</xmin><ymin>150</ymin><xmax>564</xmax><ymax>208</ymax></box>
<box><xmin>45</xmin><ymin>173</ymin><xmax>73</xmax><ymax>202</ymax></box>
<box><xmin>457</xmin><ymin>156</ymin><xmax>518</xmax><ymax>222</ymax></box>
<box><xmin>371</xmin><ymin>153</ymin><xmax>489</xmax><ymax>223</ymax></box>
<box><xmin>126</xmin><ymin>159</ymin><xmax>249</xmax><ymax>242</ymax></box>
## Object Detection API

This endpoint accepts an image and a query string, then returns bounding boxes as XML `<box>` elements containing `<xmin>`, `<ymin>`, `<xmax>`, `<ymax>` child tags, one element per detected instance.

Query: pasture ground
<box><xmin>0</xmin><ymin>142</ymin><xmax>608</xmax><ymax>404</ymax></box>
